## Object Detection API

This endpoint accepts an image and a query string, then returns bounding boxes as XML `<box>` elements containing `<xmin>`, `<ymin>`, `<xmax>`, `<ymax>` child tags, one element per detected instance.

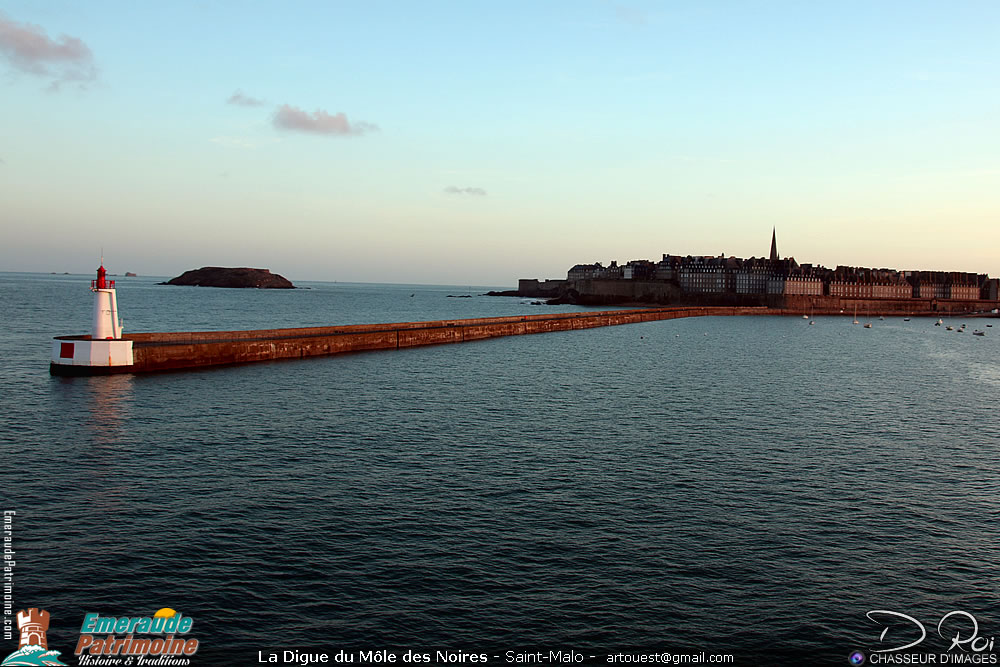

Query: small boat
<box><xmin>988</xmin><ymin>324</ymin><xmax>993</xmax><ymax>328</ymax></box>
<box><xmin>935</xmin><ymin>319</ymin><xmax>943</xmax><ymax>326</ymax></box>
<box><xmin>973</xmin><ymin>330</ymin><xmax>985</xmax><ymax>336</ymax></box>
<box><xmin>852</xmin><ymin>305</ymin><xmax>859</xmax><ymax>325</ymax></box>
<box><xmin>946</xmin><ymin>326</ymin><xmax>954</xmax><ymax>331</ymax></box>
<box><xmin>802</xmin><ymin>314</ymin><xmax>809</xmax><ymax>319</ymax></box>
<box><xmin>863</xmin><ymin>322</ymin><xmax>872</xmax><ymax>329</ymax></box>
<box><xmin>879</xmin><ymin>315</ymin><xmax>885</xmax><ymax>321</ymax></box>
<box><xmin>903</xmin><ymin>317</ymin><xmax>910</xmax><ymax>321</ymax></box>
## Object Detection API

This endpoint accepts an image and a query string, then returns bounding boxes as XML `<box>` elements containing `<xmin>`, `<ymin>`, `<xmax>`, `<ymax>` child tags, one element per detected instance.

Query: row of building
<box><xmin>566</xmin><ymin>232</ymin><xmax>997</xmax><ymax>301</ymax></box>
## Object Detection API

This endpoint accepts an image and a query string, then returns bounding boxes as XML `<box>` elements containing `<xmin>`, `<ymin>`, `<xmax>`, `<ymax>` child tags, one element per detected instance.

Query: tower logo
<box><xmin>1</xmin><ymin>608</ymin><xmax>67</xmax><ymax>666</ymax></box>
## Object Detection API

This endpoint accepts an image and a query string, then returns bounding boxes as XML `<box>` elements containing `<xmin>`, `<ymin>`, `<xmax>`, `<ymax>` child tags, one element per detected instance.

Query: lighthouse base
<box><xmin>50</xmin><ymin>338</ymin><xmax>134</xmax><ymax>375</ymax></box>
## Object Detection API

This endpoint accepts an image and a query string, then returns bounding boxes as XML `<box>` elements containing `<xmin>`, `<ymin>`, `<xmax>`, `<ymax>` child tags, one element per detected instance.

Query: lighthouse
<box><xmin>91</xmin><ymin>263</ymin><xmax>124</xmax><ymax>339</ymax></box>
<box><xmin>50</xmin><ymin>264</ymin><xmax>134</xmax><ymax>374</ymax></box>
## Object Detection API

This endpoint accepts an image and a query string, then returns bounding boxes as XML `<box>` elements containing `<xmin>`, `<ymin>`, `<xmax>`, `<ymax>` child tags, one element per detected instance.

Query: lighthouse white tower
<box><xmin>50</xmin><ymin>263</ymin><xmax>134</xmax><ymax>374</ymax></box>
<box><xmin>91</xmin><ymin>263</ymin><xmax>123</xmax><ymax>339</ymax></box>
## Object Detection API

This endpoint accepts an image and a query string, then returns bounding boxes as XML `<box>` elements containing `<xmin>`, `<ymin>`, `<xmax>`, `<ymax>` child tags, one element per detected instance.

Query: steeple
<box><xmin>769</xmin><ymin>227</ymin><xmax>779</xmax><ymax>262</ymax></box>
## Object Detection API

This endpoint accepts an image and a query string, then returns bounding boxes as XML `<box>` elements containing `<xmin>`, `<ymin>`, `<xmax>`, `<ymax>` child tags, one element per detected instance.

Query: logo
<box><xmin>848</xmin><ymin>650</ymin><xmax>866</xmax><ymax>665</ymax></box>
<box><xmin>75</xmin><ymin>607</ymin><xmax>200</xmax><ymax>665</ymax></box>
<box><xmin>1</xmin><ymin>608</ymin><xmax>67</xmax><ymax>666</ymax></box>
<box><xmin>860</xmin><ymin>609</ymin><xmax>999</xmax><ymax>664</ymax></box>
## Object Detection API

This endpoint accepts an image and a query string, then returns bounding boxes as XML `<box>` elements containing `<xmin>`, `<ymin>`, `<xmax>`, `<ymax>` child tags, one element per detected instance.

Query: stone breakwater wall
<box><xmin>52</xmin><ymin>306</ymin><xmax>770</xmax><ymax>375</ymax></box>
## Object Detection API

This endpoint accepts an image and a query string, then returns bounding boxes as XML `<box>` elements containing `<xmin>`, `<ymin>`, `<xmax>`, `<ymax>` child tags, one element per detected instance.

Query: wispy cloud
<box><xmin>903</xmin><ymin>69</ymin><xmax>957</xmax><ymax>83</ymax></box>
<box><xmin>614</xmin><ymin>4</ymin><xmax>648</xmax><ymax>26</ymax></box>
<box><xmin>0</xmin><ymin>12</ymin><xmax>97</xmax><ymax>89</ymax></box>
<box><xmin>444</xmin><ymin>186</ymin><xmax>487</xmax><ymax>196</ymax></box>
<box><xmin>623</xmin><ymin>71</ymin><xmax>672</xmax><ymax>84</ymax></box>
<box><xmin>674</xmin><ymin>155</ymin><xmax>736</xmax><ymax>165</ymax></box>
<box><xmin>227</xmin><ymin>89</ymin><xmax>266</xmax><ymax>107</ymax></box>
<box><xmin>210</xmin><ymin>136</ymin><xmax>278</xmax><ymax>150</ymax></box>
<box><xmin>273</xmin><ymin>104</ymin><xmax>378</xmax><ymax>136</ymax></box>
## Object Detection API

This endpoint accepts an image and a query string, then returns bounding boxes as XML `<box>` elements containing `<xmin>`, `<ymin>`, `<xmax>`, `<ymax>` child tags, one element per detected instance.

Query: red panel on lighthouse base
<box><xmin>60</xmin><ymin>342</ymin><xmax>74</xmax><ymax>359</ymax></box>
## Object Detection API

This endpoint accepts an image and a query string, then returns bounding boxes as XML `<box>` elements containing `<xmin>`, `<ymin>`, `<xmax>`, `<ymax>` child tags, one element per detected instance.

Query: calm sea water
<box><xmin>2</xmin><ymin>272</ymin><xmax>999</xmax><ymax>665</ymax></box>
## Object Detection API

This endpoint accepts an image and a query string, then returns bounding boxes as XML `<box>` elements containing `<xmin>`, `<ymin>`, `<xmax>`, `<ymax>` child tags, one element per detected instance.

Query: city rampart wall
<box><xmin>782</xmin><ymin>294</ymin><xmax>1000</xmax><ymax>314</ymax></box>
<box><xmin>560</xmin><ymin>281</ymin><xmax>998</xmax><ymax>313</ymax></box>
<box><xmin>567</xmin><ymin>279</ymin><xmax>685</xmax><ymax>304</ymax></box>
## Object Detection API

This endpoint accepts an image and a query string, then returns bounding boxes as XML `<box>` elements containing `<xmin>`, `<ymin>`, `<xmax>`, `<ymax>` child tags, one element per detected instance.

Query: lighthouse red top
<box><xmin>96</xmin><ymin>264</ymin><xmax>108</xmax><ymax>289</ymax></box>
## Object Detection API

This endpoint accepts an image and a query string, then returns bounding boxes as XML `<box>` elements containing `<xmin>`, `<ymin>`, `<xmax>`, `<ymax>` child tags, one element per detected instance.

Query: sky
<box><xmin>1</xmin><ymin>1</ymin><xmax>998</xmax><ymax>285</ymax></box>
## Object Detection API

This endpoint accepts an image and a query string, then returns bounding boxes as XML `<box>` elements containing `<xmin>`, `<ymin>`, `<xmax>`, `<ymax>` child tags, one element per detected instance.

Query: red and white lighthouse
<box><xmin>50</xmin><ymin>263</ymin><xmax>134</xmax><ymax>374</ymax></box>
<box><xmin>91</xmin><ymin>263</ymin><xmax>123</xmax><ymax>340</ymax></box>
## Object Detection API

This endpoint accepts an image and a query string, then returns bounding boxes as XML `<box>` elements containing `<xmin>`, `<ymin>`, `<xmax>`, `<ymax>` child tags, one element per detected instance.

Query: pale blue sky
<box><xmin>2</xmin><ymin>1</ymin><xmax>998</xmax><ymax>284</ymax></box>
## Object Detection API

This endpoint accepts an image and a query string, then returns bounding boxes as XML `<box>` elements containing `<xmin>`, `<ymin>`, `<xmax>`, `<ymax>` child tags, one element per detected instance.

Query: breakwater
<box><xmin>51</xmin><ymin>305</ymin><xmax>769</xmax><ymax>375</ymax></box>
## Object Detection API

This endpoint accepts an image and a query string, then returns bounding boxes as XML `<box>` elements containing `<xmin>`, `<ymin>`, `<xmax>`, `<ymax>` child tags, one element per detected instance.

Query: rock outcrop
<box><xmin>161</xmin><ymin>267</ymin><xmax>295</xmax><ymax>289</ymax></box>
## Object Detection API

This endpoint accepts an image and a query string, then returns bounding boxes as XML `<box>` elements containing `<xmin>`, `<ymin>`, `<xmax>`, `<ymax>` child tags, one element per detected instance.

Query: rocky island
<box><xmin>161</xmin><ymin>267</ymin><xmax>295</xmax><ymax>289</ymax></box>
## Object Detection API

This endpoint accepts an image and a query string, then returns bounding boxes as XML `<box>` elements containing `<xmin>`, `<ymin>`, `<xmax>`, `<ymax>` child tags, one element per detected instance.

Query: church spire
<box><xmin>769</xmin><ymin>227</ymin><xmax>779</xmax><ymax>261</ymax></box>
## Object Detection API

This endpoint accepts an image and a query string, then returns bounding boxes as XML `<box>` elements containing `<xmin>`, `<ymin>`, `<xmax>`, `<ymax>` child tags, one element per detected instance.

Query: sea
<box><xmin>2</xmin><ymin>272</ymin><xmax>999</xmax><ymax>666</ymax></box>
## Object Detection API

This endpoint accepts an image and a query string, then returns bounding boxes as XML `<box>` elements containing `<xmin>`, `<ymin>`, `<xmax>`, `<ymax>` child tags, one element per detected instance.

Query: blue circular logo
<box><xmin>849</xmin><ymin>651</ymin><xmax>866</xmax><ymax>665</ymax></box>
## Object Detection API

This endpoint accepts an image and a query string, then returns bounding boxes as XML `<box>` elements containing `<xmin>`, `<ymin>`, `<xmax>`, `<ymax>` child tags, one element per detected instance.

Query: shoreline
<box><xmin>491</xmin><ymin>287</ymin><xmax>1000</xmax><ymax>316</ymax></box>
